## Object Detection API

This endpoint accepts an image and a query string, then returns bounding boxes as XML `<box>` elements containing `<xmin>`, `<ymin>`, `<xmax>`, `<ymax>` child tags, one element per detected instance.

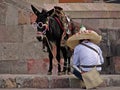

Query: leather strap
<box><xmin>81</xmin><ymin>42</ymin><xmax>100</xmax><ymax>55</ymax></box>
<box><xmin>81</xmin><ymin>65</ymin><xmax>101</xmax><ymax>68</ymax></box>
<box><xmin>80</xmin><ymin>42</ymin><xmax>100</xmax><ymax>68</ymax></box>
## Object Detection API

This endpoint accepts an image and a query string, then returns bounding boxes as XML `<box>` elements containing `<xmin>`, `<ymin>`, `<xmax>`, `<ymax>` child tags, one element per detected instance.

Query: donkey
<box><xmin>30</xmin><ymin>5</ymin><xmax>95</xmax><ymax>75</ymax></box>
<box><xmin>31</xmin><ymin>5</ymin><xmax>76</xmax><ymax>75</ymax></box>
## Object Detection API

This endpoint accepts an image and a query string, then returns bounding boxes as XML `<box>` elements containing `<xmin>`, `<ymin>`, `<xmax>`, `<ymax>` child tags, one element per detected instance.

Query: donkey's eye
<box><xmin>38</xmin><ymin>22</ymin><xmax>43</xmax><ymax>28</ymax></box>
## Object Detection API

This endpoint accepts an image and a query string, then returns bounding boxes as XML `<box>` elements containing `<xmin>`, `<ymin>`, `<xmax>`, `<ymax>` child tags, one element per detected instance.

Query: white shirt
<box><xmin>73</xmin><ymin>41</ymin><xmax>104</xmax><ymax>71</ymax></box>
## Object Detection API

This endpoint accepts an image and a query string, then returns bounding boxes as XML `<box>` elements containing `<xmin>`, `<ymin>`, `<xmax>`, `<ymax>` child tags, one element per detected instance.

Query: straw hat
<box><xmin>66</xmin><ymin>30</ymin><xmax>102</xmax><ymax>49</ymax></box>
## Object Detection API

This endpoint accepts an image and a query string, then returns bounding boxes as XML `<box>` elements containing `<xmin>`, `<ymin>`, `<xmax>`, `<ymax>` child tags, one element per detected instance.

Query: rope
<box><xmin>44</xmin><ymin>35</ymin><xmax>72</xmax><ymax>68</ymax></box>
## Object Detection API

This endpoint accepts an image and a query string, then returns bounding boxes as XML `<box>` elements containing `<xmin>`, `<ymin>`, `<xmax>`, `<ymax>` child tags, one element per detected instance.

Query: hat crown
<box><xmin>67</xmin><ymin>28</ymin><xmax>102</xmax><ymax>49</ymax></box>
<box><xmin>80</xmin><ymin>25</ymin><xmax>86</xmax><ymax>31</ymax></box>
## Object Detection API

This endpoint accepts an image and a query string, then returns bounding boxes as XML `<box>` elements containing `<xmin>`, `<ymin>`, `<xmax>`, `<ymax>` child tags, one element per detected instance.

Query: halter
<box><xmin>32</xmin><ymin>18</ymin><xmax>49</xmax><ymax>35</ymax></box>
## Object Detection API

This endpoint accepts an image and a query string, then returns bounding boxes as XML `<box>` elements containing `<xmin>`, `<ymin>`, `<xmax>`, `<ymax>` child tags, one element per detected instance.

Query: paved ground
<box><xmin>0</xmin><ymin>87</ymin><xmax>120</xmax><ymax>90</ymax></box>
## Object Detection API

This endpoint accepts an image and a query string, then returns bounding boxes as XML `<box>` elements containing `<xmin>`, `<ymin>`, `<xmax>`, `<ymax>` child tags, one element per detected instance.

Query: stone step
<box><xmin>1</xmin><ymin>87</ymin><xmax>120</xmax><ymax>90</ymax></box>
<box><xmin>0</xmin><ymin>74</ymin><xmax>119</xmax><ymax>88</ymax></box>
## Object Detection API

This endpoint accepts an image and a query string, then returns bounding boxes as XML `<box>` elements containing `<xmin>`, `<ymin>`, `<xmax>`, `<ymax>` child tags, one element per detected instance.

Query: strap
<box><xmin>54</xmin><ymin>17</ymin><xmax>65</xmax><ymax>31</ymax></box>
<box><xmin>80</xmin><ymin>42</ymin><xmax>100</xmax><ymax>68</ymax></box>
<box><xmin>81</xmin><ymin>42</ymin><xmax>100</xmax><ymax>55</ymax></box>
<box><xmin>80</xmin><ymin>65</ymin><xmax>101</xmax><ymax>68</ymax></box>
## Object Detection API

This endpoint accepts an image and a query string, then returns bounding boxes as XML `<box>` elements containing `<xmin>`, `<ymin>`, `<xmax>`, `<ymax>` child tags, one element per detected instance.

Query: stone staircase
<box><xmin>0</xmin><ymin>0</ymin><xmax>120</xmax><ymax>89</ymax></box>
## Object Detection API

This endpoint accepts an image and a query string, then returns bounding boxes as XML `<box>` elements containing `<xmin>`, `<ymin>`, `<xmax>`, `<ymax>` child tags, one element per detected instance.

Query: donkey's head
<box><xmin>31</xmin><ymin>5</ymin><xmax>54</xmax><ymax>41</ymax></box>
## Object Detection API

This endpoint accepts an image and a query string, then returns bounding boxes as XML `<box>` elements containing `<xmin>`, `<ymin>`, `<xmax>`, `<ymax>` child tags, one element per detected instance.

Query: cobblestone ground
<box><xmin>0</xmin><ymin>87</ymin><xmax>120</xmax><ymax>90</ymax></box>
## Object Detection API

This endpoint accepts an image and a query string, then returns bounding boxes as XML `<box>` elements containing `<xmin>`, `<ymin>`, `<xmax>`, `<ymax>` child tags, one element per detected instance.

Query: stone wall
<box><xmin>0</xmin><ymin>0</ymin><xmax>120</xmax><ymax>74</ymax></box>
<box><xmin>0</xmin><ymin>0</ymin><xmax>49</xmax><ymax>74</ymax></box>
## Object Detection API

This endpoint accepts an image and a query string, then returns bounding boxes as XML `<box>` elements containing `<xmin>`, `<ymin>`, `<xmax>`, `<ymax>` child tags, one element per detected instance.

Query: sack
<box><xmin>82</xmin><ymin>67</ymin><xmax>103</xmax><ymax>89</ymax></box>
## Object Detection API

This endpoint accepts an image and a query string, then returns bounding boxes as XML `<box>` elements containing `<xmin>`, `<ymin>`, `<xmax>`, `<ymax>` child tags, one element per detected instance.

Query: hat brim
<box><xmin>66</xmin><ymin>30</ymin><xmax>102</xmax><ymax>49</ymax></box>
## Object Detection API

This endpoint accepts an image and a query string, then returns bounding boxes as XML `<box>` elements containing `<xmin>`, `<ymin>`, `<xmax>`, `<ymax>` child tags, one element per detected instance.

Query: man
<box><xmin>66</xmin><ymin>27</ymin><xmax>104</xmax><ymax>88</ymax></box>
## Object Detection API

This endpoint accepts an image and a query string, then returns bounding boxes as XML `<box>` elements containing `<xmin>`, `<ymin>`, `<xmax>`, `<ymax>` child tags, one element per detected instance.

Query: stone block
<box><xmin>49</xmin><ymin>76</ymin><xmax>70</xmax><ymax>88</ymax></box>
<box><xmin>81</xmin><ymin>19</ymin><xmax>99</xmax><ymax>30</ymax></box>
<box><xmin>103</xmin><ymin>75</ymin><xmax>120</xmax><ymax>86</ymax></box>
<box><xmin>0</xmin><ymin>0</ymin><xmax>4</xmax><ymax>3</ymax></box>
<box><xmin>116</xmin><ymin>44</ymin><xmax>120</xmax><ymax>56</ymax></box>
<box><xmin>6</xmin><ymin>4</ymin><xmax>18</xmax><ymax>25</ymax></box>
<box><xmin>10</xmin><ymin>60</ymin><xmax>27</xmax><ymax>74</ymax></box>
<box><xmin>99</xmin><ymin>19</ymin><xmax>114</xmax><ymax>29</ymax></box>
<box><xmin>22</xmin><ymin>42</ymin><xmax>48</xmax><ymax>60</ymax></box>
<box><xmin>100</xmin><ymin>43</ymin><xmax>108</xmax><ymax>57</ymax></box>
<box><xmin>32</xmin><ymin>77</ymin><xmax>49</xmax><ymax>88</ymax></box>
<box><xmin>0</xmin><ymin>60</ymin><xmax>11</xmax><ymax>73</ymax></box>
<box><xmin>26</xmin><ymin>58</ymin><xmax>65</xmax><ymax>74</ymax></box>
<box><xmin>16</xmin><ymin>76</ymin><xmax>32</xmax><ymax>88</ymax></box>
<box><xmin>4</xmin><ymin>78</ymin><xmax>17</xmax><ymax>88</ymax></box>
<box><xmin>27</xmin><ymin>59</ymin><xmax>48</xmax><ymax>74</ymax></box>
<box><xmin>23</xmin><ymin>25</ymin><xmax>36</xmax><ymax>43</ymax></box>
<box><xmin>16</xmin><ymin>76</ymin><xmax>49</xmax><ymax>88</ymax></box>
<box><xmin>18</xmin><ymin>9</ymin><xmax>30</xmax><ymax>25</ymax></box>
<box><xmin>0</xmin><ymin>60</ymin><xmax>27</xmax><ymax>74</ymax></box>
<box><xmin>112</xmin><ymin>77</ymin><xmax>120</xmax><ymax>86</ymax></box>
<box><xmin>113</xmin><ymin>19</ymin><xmax>120</xmax><ymax>27</ymax></box>
<box><xmin>113</xmin><ymin>56</ymin><xmax>120</xmax><ymax>74</ymax></box>
<box><xmin>0</xmin><ymin>25</ymin><xmax>23</xmax><ymax>43</ymax></box>
<box><xmin>0</xmin><ymin>3</ymin><xmax>7</xmax><ymax>25</ymax></box>
<box><xmin>22</xmin><ymin>78</ymin><xmax>33</xmax><ymax>88</ymax></box>
<box><xmin>0</xmin><ymin>43</ymin><xmax>21</xmax><ymax>60</ymax></box>
<box><xmin>70</xmin><ymin>76</ymin><xmax>81</xmax><ymax>88</ymax></box>
<box><xmin>0</xmin><ymin>45</ymin><xmax>2</xmax><ymax>60</ymax></box>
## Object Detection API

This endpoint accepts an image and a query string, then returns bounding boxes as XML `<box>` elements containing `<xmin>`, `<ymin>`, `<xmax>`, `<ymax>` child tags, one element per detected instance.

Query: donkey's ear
<box><xmin>31</xmin><ymin>5</ymin><xmax>41</xmax><ymax>16</ymax></box>
<box><xmin>47</xmin><ymin>9</ymin><xmax>54</xmax><ymax>16</ymax></box>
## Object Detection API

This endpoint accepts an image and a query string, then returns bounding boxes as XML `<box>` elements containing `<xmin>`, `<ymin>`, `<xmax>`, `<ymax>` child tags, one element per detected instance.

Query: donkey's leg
<box><xmin>67</xmin><ymin>56</ymin><xmax>71</xmax><ymax>75</ymax></box>
<box><xmin>47</xmin><ymin>52</ymin><xmax>53</xmax><ymax>75</ymax></box>
<box><xmin>67</xmin><ymin>47</ymin><xmax>73</xmax><ymax>74</ymax></box>
<box><xmin>61</xmin><ymin>46</ymin><xmax>67</xmax><ymax>74</ymax></box>
<box><xmin>42</xmin><ymin>37</ymin><xmax>47</xmax><ymax>52</ymax></box>
<box><xmin>47</xmin><ymin>44</ymin><xmax>53</xmax><ymax>75</ymax></box>
<box><xmin>56</xmin><ymin>44</ymin><xmax>61</xmax><ymax>75</ymax></box>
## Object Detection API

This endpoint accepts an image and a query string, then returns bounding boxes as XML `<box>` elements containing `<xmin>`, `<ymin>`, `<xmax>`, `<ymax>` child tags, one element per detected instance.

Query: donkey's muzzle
<box><xmin>36</xmin><ymin>36</ymin><xmax>42</xmax><ymax>41</ymax></box>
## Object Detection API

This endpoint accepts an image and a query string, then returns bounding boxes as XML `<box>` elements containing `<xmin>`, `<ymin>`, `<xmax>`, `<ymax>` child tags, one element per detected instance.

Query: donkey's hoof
<box><xmin>67</xmin><ymin>72</ymin><xmax>72</xmax><ymax>75</ymax></box>
<box><xmin>58</xmin><ymin>72</ymin><xmax>62</xmax><ymax>75</ymax></box>
<box><xmin>47</xmin><ymin>72</ymin><xmax>52</xmax><ymax>75</ymax></box>
<box><xmin>61</xmin><ymin>71</ymin><xmax>66</xmax><ymax>75</ymax></box>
